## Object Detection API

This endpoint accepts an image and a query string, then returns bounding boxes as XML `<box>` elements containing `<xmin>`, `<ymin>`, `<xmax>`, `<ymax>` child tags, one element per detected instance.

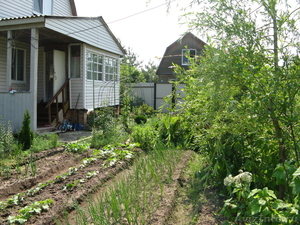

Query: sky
<box><xmin>74</xmin><ymin>0</ymin><xmax>191</xmax><ymax>67</ymax></box>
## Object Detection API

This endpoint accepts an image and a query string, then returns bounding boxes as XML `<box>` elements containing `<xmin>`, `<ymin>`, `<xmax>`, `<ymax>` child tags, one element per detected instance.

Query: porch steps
<box><xmin>37</xmin><ymin>102</ymin><xmax>63</xmax><ymax>127</ymax></box>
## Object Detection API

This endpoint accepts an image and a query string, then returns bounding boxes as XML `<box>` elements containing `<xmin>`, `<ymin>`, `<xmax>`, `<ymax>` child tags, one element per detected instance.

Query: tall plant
<box><xmin>18</xmin><ymin>110</ymin><xmax>33</xmax><ymax>150</ymax></box>
<box><xmin>169</xmin><ymin>0</ymin><xmax>300</xmax><ymax>196</ymax></box>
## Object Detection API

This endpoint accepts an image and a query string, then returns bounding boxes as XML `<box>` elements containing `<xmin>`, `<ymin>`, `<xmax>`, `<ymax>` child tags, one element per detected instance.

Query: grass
<box><xmin>62</xmin><ymin>147</ymin><xmax>183</xmax><ymax>224</ymax></box>
<box><xmin>0</xmin><ymin>133</ymin><xmax>60</xmax><ymax>179</ymax></box>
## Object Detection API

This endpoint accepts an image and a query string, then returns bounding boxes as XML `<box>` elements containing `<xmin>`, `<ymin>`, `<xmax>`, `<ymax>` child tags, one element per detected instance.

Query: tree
<box><xmin>120</xmin><ymin>47</ymin><xmax>145</xmax><ymax>84</ymax></box>
<box><xmin>167</xmin><ymin>0</ymin><xmax>300</xmax><ymax>198</ymax></box>
<box><xmin>141</xmin><ymin>60</ymin><xmax>158</xmax><ymax>83</ymax></box>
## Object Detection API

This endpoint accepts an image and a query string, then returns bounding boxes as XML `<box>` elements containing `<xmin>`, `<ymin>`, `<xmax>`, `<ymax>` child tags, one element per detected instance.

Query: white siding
<box><xmin>83</xmin><ymin>44</ymin><xmax>120</xmax><ymax>110</ymax></box>
<box><xmin>0</xmin><ymin>0</ymin><xmax>73</xmax><ymax>18</ymax></box>
<box><xmin>0</xmin><ymin>0</ymin><xmax>31</xmax><ymax>18</ymax></box>
<box><xmin>70</xmin><ymin>78</ymin><xmax>84</xmax><ymax>109</ymax></box>
<box><xmin>53</xmin><ymin>0</ymin><xmax>73</xmax><ymax>16</ymax></box>
<box><xmin>85</xmin><ymin>80</ymin><xmax>120</xmax><ymax>111</ymax></box>
<box><xmin>0</xmin><ymin>92</ymin><xmax>35</xmax><ymax>133</ymax></box>
<box><xmin>0</xmin><ymin>36</ymin><xmax>6</xmax><ymax>92</ymax></box>
<box><xmin>45</xmin><ymin>18</ymin><xmax>124</xmax><ymax>55</ymax></box>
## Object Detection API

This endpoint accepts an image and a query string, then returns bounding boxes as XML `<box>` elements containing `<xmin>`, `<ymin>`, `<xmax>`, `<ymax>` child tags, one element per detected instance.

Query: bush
<box><xmin>134</xmin><ymin>115</ymin><xmax>147</xmax><ymax>124</ymax></box>
<box><xmin>135</xmin><ymin>104</ymin><xmax>156</xmax><ymax>116</ymax></box>
<box><xmin>131</xmin><ymin>123</ymin><xmax>158</xmax><ymax>152</ymax></box>
<box><xmin>18</xmin><ymin>110</ymin><xmax>33</xmax><ymax>150</ymax></box>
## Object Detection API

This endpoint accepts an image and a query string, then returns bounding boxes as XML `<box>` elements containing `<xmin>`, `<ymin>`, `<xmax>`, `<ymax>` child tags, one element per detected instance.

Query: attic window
<box><xmin>182</xmin><ymin>49</ymin><xmax>196</xmax><ymax>65</ymax></box>
<box><xmin>33</xmin><ymin>0</ymin><xmax>53</xmax><ymax>15</ymax></box>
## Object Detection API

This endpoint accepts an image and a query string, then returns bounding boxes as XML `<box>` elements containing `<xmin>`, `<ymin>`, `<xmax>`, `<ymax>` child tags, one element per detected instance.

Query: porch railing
<box><xmin>45</xmin><ymin>79</ymin><xmax>70</xmax><ymax>125</ymax></box>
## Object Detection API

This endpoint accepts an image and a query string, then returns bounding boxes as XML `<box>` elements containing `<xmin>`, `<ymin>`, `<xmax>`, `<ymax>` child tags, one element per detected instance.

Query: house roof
<box><xmin>70</xmin><ymin>0</ymin><xmax>77</xmax><ymax>16</ymax></box>
<box><xmin>156</xmin><ymin>32</ymin><xmax>206</xmax><ymax>75</ymax></box>
<box><xmin>0</xmin><ymin>15</ymin><xmax>125</xmax><ymax>55</ymax></box>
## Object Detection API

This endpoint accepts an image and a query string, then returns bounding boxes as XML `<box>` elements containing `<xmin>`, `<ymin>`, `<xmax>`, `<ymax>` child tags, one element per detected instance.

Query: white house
<box><xmin>0</xmin><ymin>0</ymin><xmax>125</xmax><ymax>132</ymax></box>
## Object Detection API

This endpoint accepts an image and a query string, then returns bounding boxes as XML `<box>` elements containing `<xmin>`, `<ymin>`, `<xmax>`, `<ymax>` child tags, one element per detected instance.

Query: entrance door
<box><xmin>53</xmin><ymin>50</ymin><xmax>66</xmax><ymax>102</ymax></box>
<box><xmin>45</xmin><ymin>50</ymin><xmax>66</xmax><ymax>102</ymax></box>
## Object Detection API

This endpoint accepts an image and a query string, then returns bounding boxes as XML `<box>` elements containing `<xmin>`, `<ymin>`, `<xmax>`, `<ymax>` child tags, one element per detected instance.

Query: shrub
<box><xmin>135</xmin><ymin>104</ymin><xmax>156</xmax><ymax>116</ymax></box>
<box><xmin>131</xmin><ymin>123</ymin><xmax>158</xmax><ymax>152</ymax></box>
<box><xmin>134</xmin><ymin>115</ymin><xmax>147</xmax><ymax>124</ymax></box>
<box><xmin>18</xmin><ymin>110</ymin><xmax>33</xmax><ymax>150</ymax></box>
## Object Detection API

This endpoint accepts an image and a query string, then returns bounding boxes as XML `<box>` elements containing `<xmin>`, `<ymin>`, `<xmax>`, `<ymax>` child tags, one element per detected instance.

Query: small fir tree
<box><xmin>18</xmin><ymin>110</ymin><xmax>33</xmax><ymax>150</ymax></box>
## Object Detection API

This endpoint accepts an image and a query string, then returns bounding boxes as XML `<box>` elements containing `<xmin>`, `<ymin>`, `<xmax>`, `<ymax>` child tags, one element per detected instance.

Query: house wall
<box><xmin>0</xmin><ymin>37</ymin><xmax>32</xmax><ymax>92</ymax></box>
<box><xmin>0</xmin><ymin>92</ymin><xmax>34</xmax><ymax>133</ymax></box>
<box><xmin>45</xmin><ymin>17</ymin><xmax>124</xmax><ymax>55</ymax></box>
<box><xmin>82</xmin><ymin>45</ymin><xmax>120</xmax><ymax>111</ymax></box>
<box><xmin>0</xmin><ymin>0</ymin><xmax>74</xmax><ymax>18</ymax></box>
<box><xmin>53</xmin><ymin>0</ymin><xmax>73</xmax><ymax>16</ymax></box>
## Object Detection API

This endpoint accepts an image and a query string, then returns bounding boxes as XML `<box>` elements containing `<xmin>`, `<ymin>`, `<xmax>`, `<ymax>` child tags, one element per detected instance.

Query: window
<box><xmin>70</xmin><ymin>45</ymin><xmax>81</xmax><ymax>78</ymax></box>
<box><xmin>86</xmin><ymin>52</ymin><xmax>103</xmax><ymax>81</ymax></box>
<box><xmin>11</xmin><ymin>48</ymin><xmax>26</xmax><ymax>83</ymax></box>
<box><xmin>33</xmin><ymin>0</ymin><xmax>53</xmax><ymax>15</ymax></box>
<box><xmin>105</xmin><ymin>58</ymin><xmax>118</xmax><ymax>81</ymax></box>
<box><xmin>182</xmin><ymin>49</ymin><xmax>196</xmax><ymax>65</ymax></box>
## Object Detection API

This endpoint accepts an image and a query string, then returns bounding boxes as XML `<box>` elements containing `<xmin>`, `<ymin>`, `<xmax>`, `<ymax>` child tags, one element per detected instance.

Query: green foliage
<box><xmin>63</xmin><ymin>141</ymin><xmax>89</xmax><ymax>153</ymax></box>
<box><xmin>0</xmin><ymin>117</ymin><xmax>15</xmax><ymax>154</ymax></box>
<box><xmin>141</xmin><ymin>60</ymin><xmax>158</xmax><ymax>83</ymax></box>
<box><xmin>30</xmin><ymin>133</ymin><xmax>59</xmax><ymax>153</ymax></box>
<box><xmin>18</xmin><ymin>110</ymin><xmax>33</xmax><ymax>150</ymax></box>
<box><xmin>221</xmin><ymin>171</ymin><xmax>298</xmax><ymax>224</ymax></box>
<box><xmin>131</xmin><ymin>122</ymin><xmax>159</xmax><ymax>152</ymax></box>
<box><xmin>157</xmin><ymin>114</ymin><xmax>192</xmax><ymax>148</ymax></box>
<box><xmin>134</xmin><ymin>115</ymin><xmax>147</xmax><ymax>124</ymax></box>
<box><xmin>134</xmin><ymin>104</ymin><xmax>156</xmax><ymax>116</ymax></box>
<box><xmin>7</xmin><ymin>199</ymin><xmax>53</xmax><ymax>224</ymax></box>
<box><xmin>91</xmin><ymin>127</ymin><xmax>128</xmax><ymax>149</ymax></box>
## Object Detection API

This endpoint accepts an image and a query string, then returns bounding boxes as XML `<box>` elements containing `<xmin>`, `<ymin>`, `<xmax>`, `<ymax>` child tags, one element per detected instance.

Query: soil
<box><xmin>0</xmin><ymin>131</ymin><xmax>224</xmax><ymax>225</ymax></box>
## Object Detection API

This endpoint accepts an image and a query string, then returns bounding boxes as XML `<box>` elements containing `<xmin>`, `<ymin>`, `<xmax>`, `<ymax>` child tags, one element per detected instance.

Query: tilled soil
<box><xmin>0</xmin><ymin>132</ymin><xmax>223</xmax><ymax>225</ymax></box>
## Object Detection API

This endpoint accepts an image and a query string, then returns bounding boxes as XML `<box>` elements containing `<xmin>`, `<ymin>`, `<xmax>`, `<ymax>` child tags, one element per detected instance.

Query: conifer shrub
<box><xmin>18</xmin><ymin>110</ymin><xmax>33</xmax><ymax>150</ymax></box>
<box><xmin>134</xmin><ymin>115</ymin><xmax>147</xmax><ymax>124</ymax></box>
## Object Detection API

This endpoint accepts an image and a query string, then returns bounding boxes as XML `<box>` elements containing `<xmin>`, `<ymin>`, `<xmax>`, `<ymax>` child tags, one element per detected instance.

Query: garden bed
<box><xmin>0</xmin><ymin>134</ymin><xmax>223</xmax><ymax>224</ymax></box>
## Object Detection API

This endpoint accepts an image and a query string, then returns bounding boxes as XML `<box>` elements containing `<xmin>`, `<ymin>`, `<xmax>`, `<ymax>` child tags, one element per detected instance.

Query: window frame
<box><xmin>11</xmin><ymin>47</ymin><xmax>26</xmax><ymax>84</ymax></box>
<box><xmin>69</xmin><ymin>44</ymin><xmax>81</xmax><ymax>78</ymax></box>
<box><xmin>86</xmin><ymin>51</ymin><xmax>103</xmax><ymax>81</ymax></box>
<box><xmin>33</xmin><ymin>0</ymin><xmax>53</xmax><ymax>15</ymax></box>
<box><xmin>105</xmin><ymin>57</ymin><xmax>118</xmax><ymax>81</ymax></box>
<box><xmin>182</xmin><ymin>49</ymin><xmax>197</xmax><ymax>66</ymax></box>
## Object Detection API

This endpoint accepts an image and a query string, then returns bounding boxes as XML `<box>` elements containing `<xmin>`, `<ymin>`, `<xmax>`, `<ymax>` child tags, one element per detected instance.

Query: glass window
<box><xmin>33</xmin><ymin>0</ymin><xmax>53</xmax><ymax>15</ymax></box>
<box><xmin>86</xmin><ymin>52</ymin><xmax>103</xmax><ymax>81</ymax></box>
<box><xmin>182</xmin><ymin>49</ymin><xmax>196</xmax><ymax>65</ymax></box>
<box><xmin>70</xmin><ymin>45</ymin><xmax>81</xmax><ymax>78</ymax></box>
<box><xmin>105</xmin><ymin>57</ymin><xmax>118</xmax><ymax>81</ymax></box>
<box><xmin>11</xmin><ymin>48</ymin><xmax>26</xmax><ymax>83</ymax></box>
